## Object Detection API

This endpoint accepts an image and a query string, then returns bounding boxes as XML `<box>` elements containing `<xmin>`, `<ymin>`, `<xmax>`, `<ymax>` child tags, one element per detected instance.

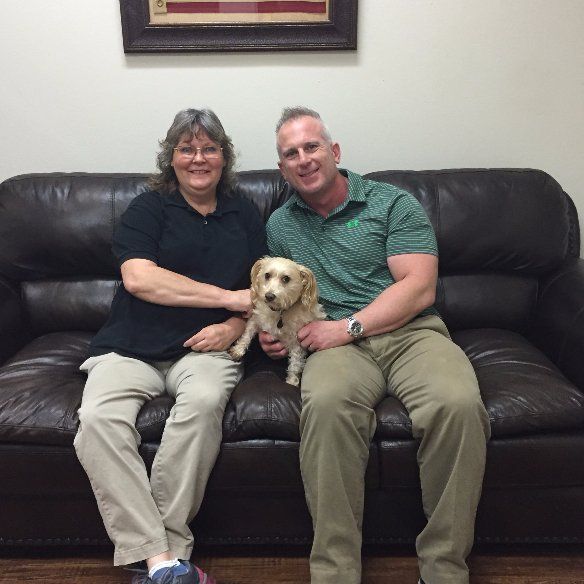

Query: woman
<box><xmin>74</xmin><ymin>109</ymin><xmax>266</xmax><ymax>584</ymax></box>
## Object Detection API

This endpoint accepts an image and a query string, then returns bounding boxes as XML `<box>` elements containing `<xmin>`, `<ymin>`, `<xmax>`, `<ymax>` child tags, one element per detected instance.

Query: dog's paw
<box><xmin>286</xmin><ymin>373</ymin><xmax>300</xmax><ymax>387</ymax></box>
<box><xmin>228</xmin><ymin>346</ymin><xmax>245</xmax><ymax>361</ymax></box>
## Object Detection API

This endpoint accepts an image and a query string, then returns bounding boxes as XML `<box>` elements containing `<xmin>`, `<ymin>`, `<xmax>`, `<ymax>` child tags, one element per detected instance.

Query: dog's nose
<box><xmin>265</xmin><ymin>292</ymin><xmax>276</xmax><ymax>302</ymax></box>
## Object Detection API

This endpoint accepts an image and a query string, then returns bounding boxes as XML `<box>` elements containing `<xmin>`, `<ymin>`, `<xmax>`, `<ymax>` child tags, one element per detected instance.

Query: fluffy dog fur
<box><xmin>229</xmin><ymin>257</ymin><xmax>326</xmax><ymax>386</ymax></box>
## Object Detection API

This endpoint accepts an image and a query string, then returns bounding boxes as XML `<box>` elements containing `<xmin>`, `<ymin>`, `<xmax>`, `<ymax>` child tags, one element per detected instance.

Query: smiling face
<box><xmin>171</xmin><ymin>130</ymin><xmax>225</xmax><ymax>202</ymax></box>
<box><xmin>277</xmin><ymin>116</ymin><xmax>342</xmax><ymax>201</ymax></box>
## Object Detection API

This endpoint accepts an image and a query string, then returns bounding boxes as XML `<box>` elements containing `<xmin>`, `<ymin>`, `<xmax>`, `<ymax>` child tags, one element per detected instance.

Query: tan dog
<box><xmin>229</xmin><ymin>256</ymin><xmax>326</xmax><ymax>386</ymax></box>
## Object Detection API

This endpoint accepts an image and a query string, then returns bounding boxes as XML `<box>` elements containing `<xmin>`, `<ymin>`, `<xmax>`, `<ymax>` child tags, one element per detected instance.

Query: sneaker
<box><xmin>192</xmin><ymin>564</ymin><xmax>216</xmax><ymax>584</ymax></box>
<box><xmin>131</xmin><ymin>560</ymin><xmax>216</xmax><ymax>584</ymax></box>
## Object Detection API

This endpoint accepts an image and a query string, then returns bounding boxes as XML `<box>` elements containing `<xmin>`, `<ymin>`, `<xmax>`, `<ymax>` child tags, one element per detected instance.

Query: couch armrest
<box><xmin>0</xmin><ymin>277</ymin><xmax>27</xmax><ymax>365</ymax></box>
<box><xmin>531</xmin><ymin>258</ymin><xmax>584</xmax><ymax>391</ymax></box>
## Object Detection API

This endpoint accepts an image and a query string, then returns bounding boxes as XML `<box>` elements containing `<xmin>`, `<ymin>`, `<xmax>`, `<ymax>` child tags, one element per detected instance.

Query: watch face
<box><xmin>349</xmin><ymin>320</ymin><xmax>363</xmax><ymax>336</ymax></box>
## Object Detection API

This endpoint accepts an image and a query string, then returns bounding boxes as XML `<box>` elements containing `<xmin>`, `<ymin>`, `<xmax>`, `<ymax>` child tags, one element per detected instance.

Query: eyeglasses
<box><xmin>173</xmin><ymin>145</ymin><xmax>223</xmax><ymax>160</ymax></box>
<box><xmin>281</xmin><ymin>142</ymin><xmax>325</xmax><ymax>162</ymax></box>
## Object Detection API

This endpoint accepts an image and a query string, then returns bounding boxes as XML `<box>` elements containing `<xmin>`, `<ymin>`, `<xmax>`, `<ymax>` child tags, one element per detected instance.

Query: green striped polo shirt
<box><xmin>266</xmin><ymin>169</ymin><xmax>439</xmax><ymax>321</ymax></box>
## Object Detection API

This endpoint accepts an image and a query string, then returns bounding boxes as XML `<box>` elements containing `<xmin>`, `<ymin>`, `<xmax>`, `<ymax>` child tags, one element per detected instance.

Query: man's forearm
<box><xmin>352</xmin><ymin>275</ymin><xmax>436</xmax><ymax>338</ymax></box>
<box><xmin>297</xmin><ymin>275</ymin><xmax>436</xmax><ymax>352</ymax></box>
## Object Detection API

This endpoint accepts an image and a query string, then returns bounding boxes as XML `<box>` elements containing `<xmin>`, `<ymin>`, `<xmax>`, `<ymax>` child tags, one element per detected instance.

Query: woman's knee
<box><xmin>77</xmin><ymin>399</ymin><xmax>114</xmax><ymax>430</ymax></box>
<box><xmin>75</xmin><ymin>401</ymin><xmax>138</xmax><ymax>460</ymax></box>
<box><xmin>173</xmin><ymin>386</ymin><xmax>229</xmax><ymax>421</ymax></box>
<box><xmin>77</xmin><ymin>401</ymin><xmax>141</xmax><ymax>450</ymax></box>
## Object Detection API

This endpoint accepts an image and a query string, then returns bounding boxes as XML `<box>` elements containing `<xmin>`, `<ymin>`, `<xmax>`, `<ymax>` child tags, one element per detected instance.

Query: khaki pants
<box><xmin>74</xmin><ymin>351</ymin><xmax>243</xmax><ymax>566</ymax></box>
<box><xmin>300</xmin><ymin>316</ymin><xmax>491</xmax><ymax>584</ymax></box>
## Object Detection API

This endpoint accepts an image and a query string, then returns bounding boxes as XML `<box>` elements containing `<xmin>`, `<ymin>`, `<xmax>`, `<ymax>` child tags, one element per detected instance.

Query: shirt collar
<box><xmin>166</xmin><ymin>189</ymin><xmax>238</xmax><ymax>216</ymax></box>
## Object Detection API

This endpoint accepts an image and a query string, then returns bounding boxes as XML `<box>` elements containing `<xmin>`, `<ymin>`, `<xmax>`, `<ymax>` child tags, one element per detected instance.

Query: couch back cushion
<box><xmin>366</xmin><ymin>169</ymin><xmax>579</xmax><ymax>332</ymax></box>
<box><xmin>0</xmin><ymin>169</ymin><xmax>579</xmax><ymax>336</ymax></box>
<box><xmin>0</xmin><ymin>172</ymin><xmax>288</xmax><ymax>336</ymax></box>
<box><xmin>0</xmin><ymin>174</ymin><xmax>147</xmax><ymax>335</ymax></box>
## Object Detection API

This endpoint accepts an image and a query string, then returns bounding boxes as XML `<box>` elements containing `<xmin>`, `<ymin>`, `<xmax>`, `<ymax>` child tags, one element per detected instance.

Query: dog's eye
<box><xmin>281</xmin><ymin>275</ymin><xmax>290</xmax><ymax>284</ymax></box>
<box><xmin>264</xmin><ymin>273</ymin><xmax>271</xmax><ymax>280</ymax></box>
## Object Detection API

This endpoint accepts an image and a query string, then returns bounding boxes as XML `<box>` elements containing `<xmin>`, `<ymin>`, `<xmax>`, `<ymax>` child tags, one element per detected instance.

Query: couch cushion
<box><xmin>223</xmin><ymin>372</ymin><xmax>301</xmax><ymax>442</ymax></box>
<box><xmin>0</xmin><ymin>334</ymin><xmax>301</xmax><ymax>447</ymax></box>
<box><xmin>0</xmin><ymin>332</ymin><xmax>172</xmax><ymax>446</ymax></box>
<box><xmin>436</xmin><ymin>272</ymin><xmax>538</xmax><ymax>333</ymax></box>
<box><xmin>3</xmin><ymin>327</ymin><xmax>582</xmax><ymax>447</ymax></box>
<box><xmin>0</xmin><ymin>173</ymin><xmax>147</xmax><ymax>282</ymax></box>
<box><xmin>457</xmin><ymin>328</ymin><xmax>584</xmax><ymax>437</ymax></box>
<box><xmin>23</xmin><ymin>279</ymin><xmax>118</xmax><ymax>336</ymax></box>
<box><xmin>364</xmin><ymin>169</ymin><xmax>575</xmax><ymax>274</ymax></box>
<box><xmin>229</xmin><ymin>327</ymin><xmax>584</xmax><ymax>442</ymax></box>
<box><xmin>375</xmin><ymin>328</ymin><xmax>584</xmax><ymax>440</ymax></box>
<box><xmin>0</xmin><ymin>333</ymin><xmax>89</xmax><ymax>446</ymax></box>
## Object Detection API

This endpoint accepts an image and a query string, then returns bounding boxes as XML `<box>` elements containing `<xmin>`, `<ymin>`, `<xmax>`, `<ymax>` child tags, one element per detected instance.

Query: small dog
<box><xmin>229</xmin><ymin>256</ymin><xmax>326</xmax><ymax>386</ymax></box>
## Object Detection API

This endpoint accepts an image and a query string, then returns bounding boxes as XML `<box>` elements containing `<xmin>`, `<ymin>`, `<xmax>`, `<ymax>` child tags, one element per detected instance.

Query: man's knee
<box><xmin>302</xmin><ymin>345</ymin><xmax>382</xmax><ymax>401</ymax></box>
<box><xmin>300</xmin><ymin>346</ymin><xmax>384</xmax><ymax>438</ymax></box>
<box><xmin>419</xmin><ymin>377</ymin><xmax>490</xmax><ymax>439</ymax></box>
<box><xmin>300</xmin><ymin>376</ymin><xmax>379</xmax><ymax>446</ymax></box>
<box><xmin>301</xmin><ymin>362</ymin><xmax>370</xmax><ymax>424</ymax></box>
<box><xmin>442</xmin><ymin>386</ymin><xmax>487</xmax><ymax>423</ymax></box>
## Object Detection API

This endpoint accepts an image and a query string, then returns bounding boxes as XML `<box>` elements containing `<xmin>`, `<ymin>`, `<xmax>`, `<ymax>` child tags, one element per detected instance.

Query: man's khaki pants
<box><xmin>300</xmin><ymin>316</ymin><xmax>491</xmax><ymax>584</ymax></box>
<box><xmin>74</xmin><ymin>351</ymin><xmax>243</xmax><ymax>566</ymax></box>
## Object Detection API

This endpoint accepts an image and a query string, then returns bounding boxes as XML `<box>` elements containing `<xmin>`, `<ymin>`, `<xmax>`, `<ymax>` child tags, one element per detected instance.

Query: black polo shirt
<box><xmin>89</xmin><ymin>189</ymin><xmax>267</xmax><ymax>361</ymax></box>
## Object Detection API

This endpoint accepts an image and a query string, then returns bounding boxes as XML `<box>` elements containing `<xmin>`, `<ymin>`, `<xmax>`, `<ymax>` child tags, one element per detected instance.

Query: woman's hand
<box><xmin>184</xmin><ymin>318</ymin><xmax>246</xmax><ymax>352</ymax></box>
<box><xmin>224</xmin><ymin>289</ymin><xmax>253</xmax><ymax>315</ymax></box>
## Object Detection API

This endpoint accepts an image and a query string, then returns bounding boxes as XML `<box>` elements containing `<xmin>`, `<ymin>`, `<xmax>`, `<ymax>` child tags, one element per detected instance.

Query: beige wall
<box><xmin>1</xmin><ymin>0</ymin><xmax>583</xmax><ymax>254</ymax></box>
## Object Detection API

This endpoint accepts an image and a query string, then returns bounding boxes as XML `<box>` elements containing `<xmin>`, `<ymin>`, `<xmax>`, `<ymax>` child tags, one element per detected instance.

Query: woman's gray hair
<box><xmin>275</xmin><ymin>106</ymin><xmax>332</xmax><ymax>146</ymax></box>
<box><xmin>148</xmin><ymin>108</ymin><xmax>237</xmax><ymax>195</ymax></box>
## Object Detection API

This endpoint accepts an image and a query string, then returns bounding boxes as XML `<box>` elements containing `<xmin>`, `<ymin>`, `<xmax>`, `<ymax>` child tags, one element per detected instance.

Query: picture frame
<box><xmin>119</xmin><ymin>0</ymin><xmax>358</xmax><ymax>52</ymax></box>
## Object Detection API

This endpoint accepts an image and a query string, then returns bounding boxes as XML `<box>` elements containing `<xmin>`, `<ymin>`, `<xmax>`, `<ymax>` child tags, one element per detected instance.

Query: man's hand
<box><xmin>297</xmin><ymin>320</ymin><xmax>352</xmax><ymax>352</ymax></box>
<box><xmin>184</xmin><ymin>322</ymin><xmax>241</xmax><ymax>352</ymax></box>
<box><xmin>259</xmin><ymin>331</ymin><xmax>288</xmax><ymax>360</ymax></box>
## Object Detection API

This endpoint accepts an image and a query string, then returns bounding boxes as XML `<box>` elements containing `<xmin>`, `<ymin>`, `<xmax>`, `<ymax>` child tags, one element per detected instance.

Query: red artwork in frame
<box><xmin>119</xmin><ymin>0</ymin><xmax>357</xmax><ymax>52</ymax></box>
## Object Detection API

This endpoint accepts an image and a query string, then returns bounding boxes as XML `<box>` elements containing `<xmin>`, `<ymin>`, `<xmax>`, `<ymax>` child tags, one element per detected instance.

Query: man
<box><xmin>260</xmin><ymin>107</ymin><xmax>491</xmax><ymax>584</ymax></box>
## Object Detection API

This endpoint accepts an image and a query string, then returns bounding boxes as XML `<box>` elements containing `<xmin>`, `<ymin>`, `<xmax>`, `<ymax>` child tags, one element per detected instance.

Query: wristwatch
<box><xmin>346</xmin><ymin>315</ymin><xmax>365</xmax><ymax>339</ymax></box>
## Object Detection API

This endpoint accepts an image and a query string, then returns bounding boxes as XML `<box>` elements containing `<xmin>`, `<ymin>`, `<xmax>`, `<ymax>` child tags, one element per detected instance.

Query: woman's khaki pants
<box><xmin>300</xmin><ymin>316</ymin><xmax>491</xmax><ymax>584</ymax></box>
<box><xmin>74</xmin><ymin>351</ymin><xmax>242</xmax><ymax>566</ymax></box>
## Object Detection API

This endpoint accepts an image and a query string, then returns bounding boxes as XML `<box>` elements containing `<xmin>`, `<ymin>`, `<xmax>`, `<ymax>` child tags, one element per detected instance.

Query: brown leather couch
<box><xmin>1</xmin><ymin>169</ymin><xmax>583</xmax><ymax>549</ymax></box>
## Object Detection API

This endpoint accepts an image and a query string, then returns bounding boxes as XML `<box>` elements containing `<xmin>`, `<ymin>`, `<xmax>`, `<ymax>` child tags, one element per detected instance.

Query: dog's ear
<box><xmin>299</xmin><ymin>265</ymin><xmax>318</xmax><ymax>308</ymax></box>
<box><xmin>250</xmin><ymin>257</ymin><xmax>267</xmax><ymax>305</ymax></box>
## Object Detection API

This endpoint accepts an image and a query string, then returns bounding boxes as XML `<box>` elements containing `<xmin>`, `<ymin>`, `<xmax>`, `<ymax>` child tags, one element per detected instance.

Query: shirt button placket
<box><xmin>315</xmin><ymin>216</ymin><xmax>325</xmax><ymax>245</ymax></box>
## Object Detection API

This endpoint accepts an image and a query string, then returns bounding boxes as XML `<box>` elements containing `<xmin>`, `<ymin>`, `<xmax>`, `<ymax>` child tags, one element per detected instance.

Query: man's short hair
<box><xmin>275</xmin><ymin>106</ymin><xmax>332</xmax><ymax>143</ymax></box>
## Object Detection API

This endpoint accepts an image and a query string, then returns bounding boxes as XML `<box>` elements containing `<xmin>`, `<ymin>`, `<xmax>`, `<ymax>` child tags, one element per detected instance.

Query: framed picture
<box><xmin>119</xmin><ymin>0</ymin><xmax>358</xmax><ymax>52</ymax></box>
